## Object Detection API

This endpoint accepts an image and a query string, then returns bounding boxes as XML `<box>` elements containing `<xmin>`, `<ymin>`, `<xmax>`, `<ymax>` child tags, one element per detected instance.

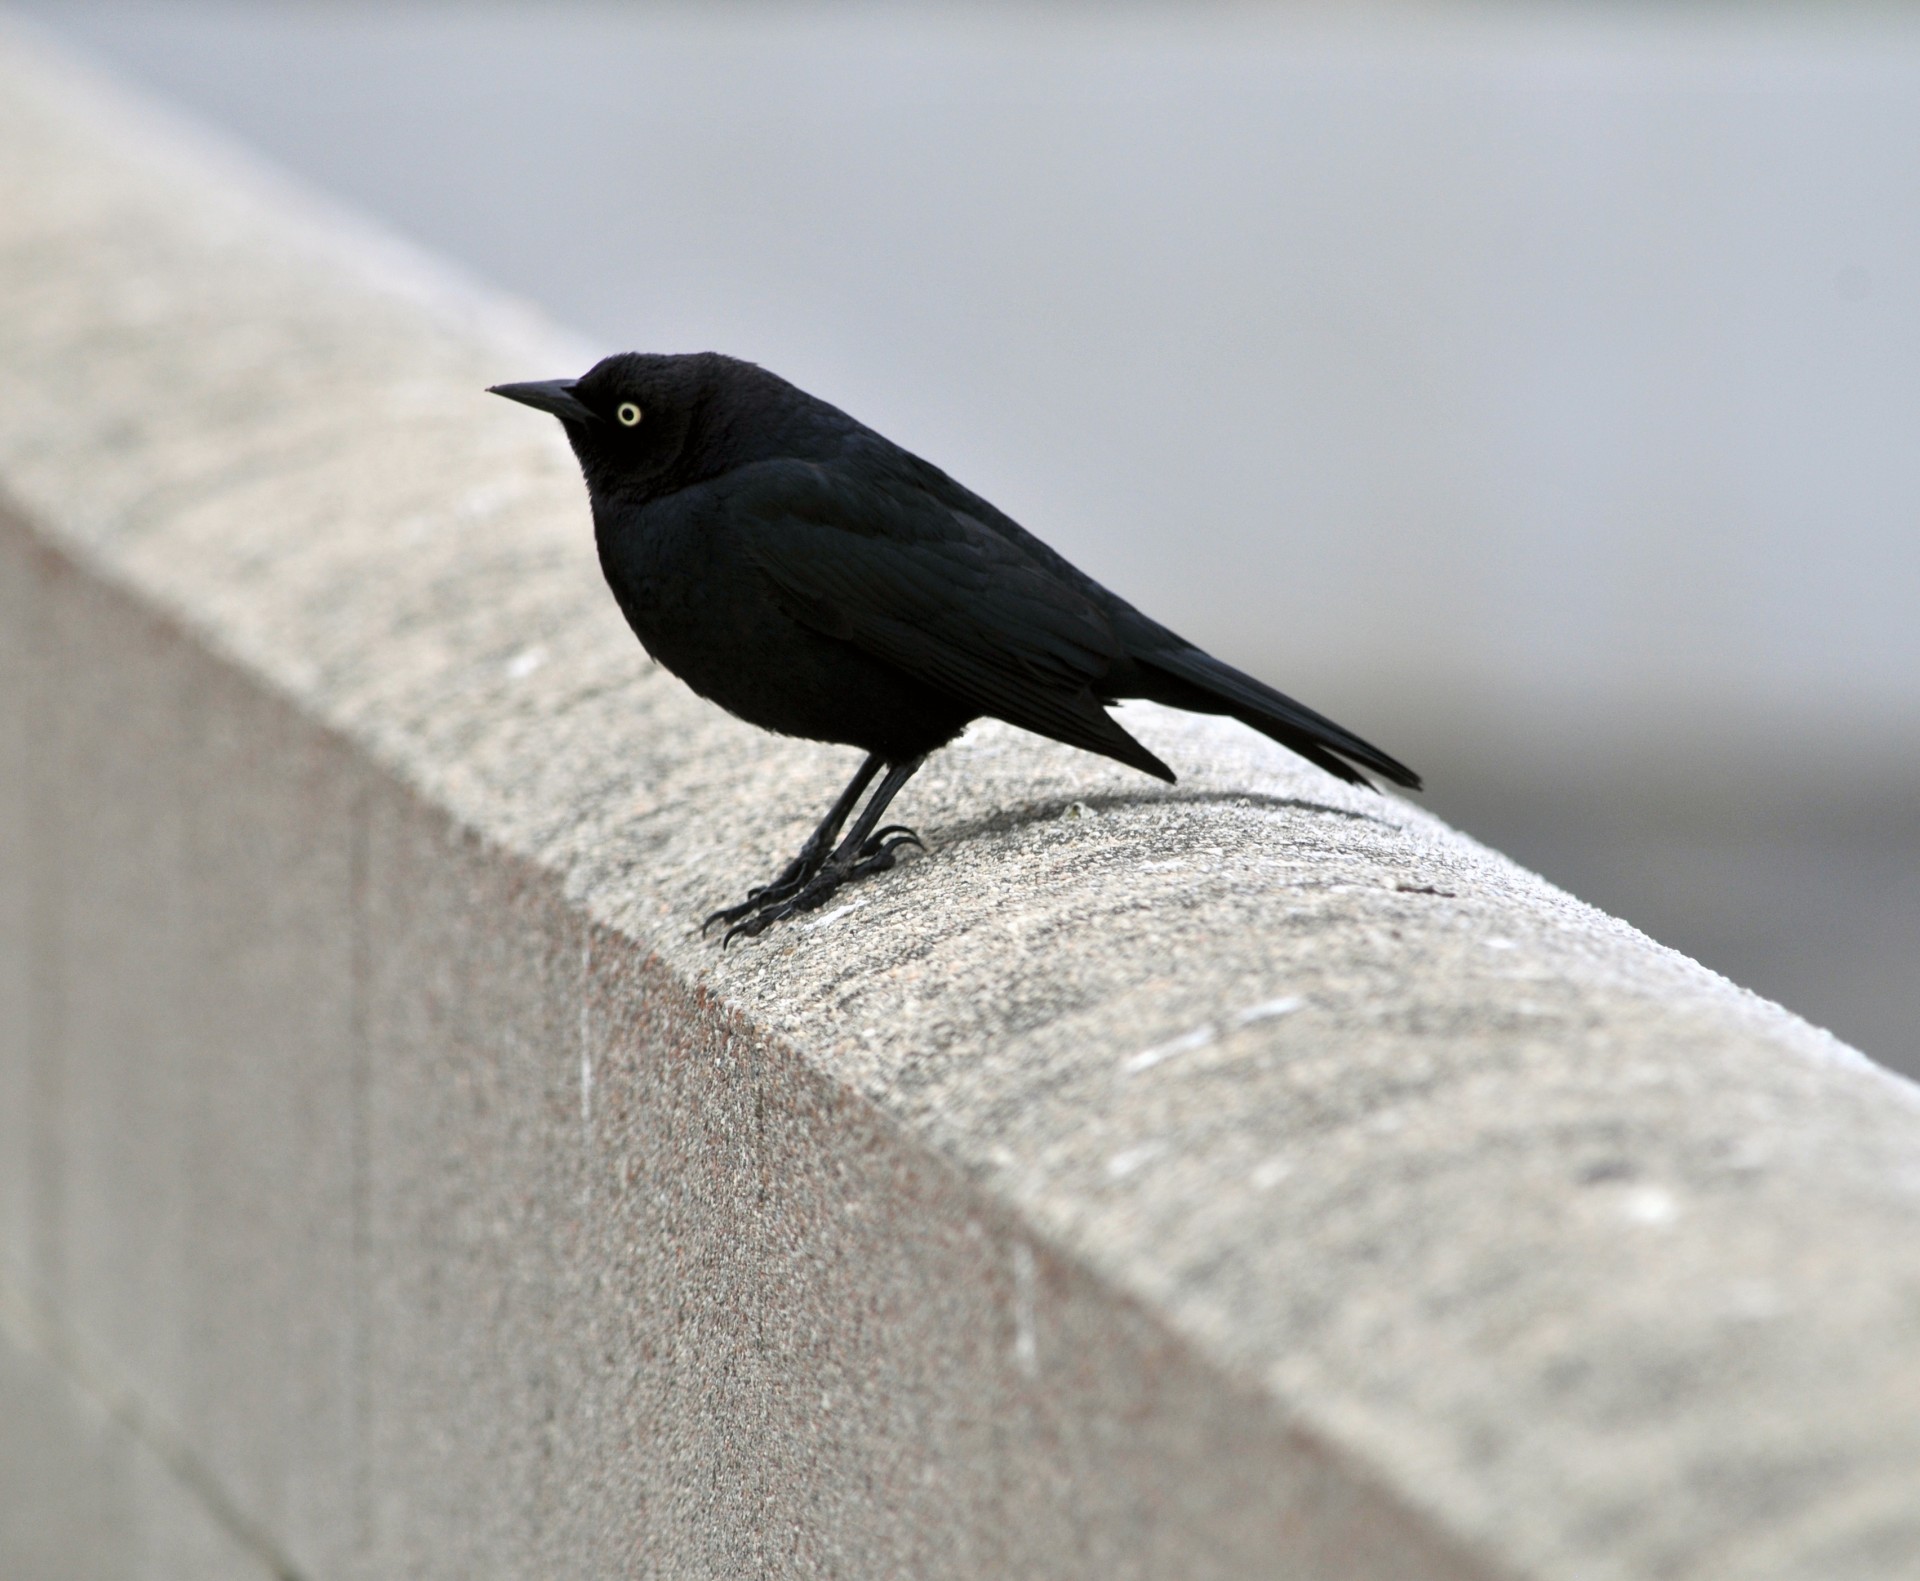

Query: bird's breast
<box><xmin>595</xmin><ymin>495</ymin><xmax>729</xmax><ymax>656</ymax></box>
<box><xmin>590</xmin><ymin>491</ymin><xmax>968</xmax><ymax>758</ymax></box>
<box><xmin>595</xmin><ymin>495</ymin><xmax>847</xmax><ymax>712</ymax></box>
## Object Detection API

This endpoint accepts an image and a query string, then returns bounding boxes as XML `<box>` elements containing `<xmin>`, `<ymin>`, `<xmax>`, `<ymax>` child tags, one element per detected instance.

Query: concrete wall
<box><xmin>3</xmin><ymin>25</ymin><xmax>1920</xmax><ymax>1581</ymax></box>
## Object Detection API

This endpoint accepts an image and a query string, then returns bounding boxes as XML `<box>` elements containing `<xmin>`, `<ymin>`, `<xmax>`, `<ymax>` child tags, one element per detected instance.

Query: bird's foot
<box><xmin>718</xmin><ymin>828</ymin><xmax>922</xmax><ymax>945</ymax></box>
<box><xmin>703</xmin><ymin>871</ymin><xmax>808</xmax><ymax>935</ymax></box>
<box><xmin>703</xmin><ymin>826</ymin><xmax>924</xmax><ymax>937</ymax></box>
<box><xmin>701</xmin><ymin>847</ymin><xmax>827</xmax><ymax>935</ymax></box>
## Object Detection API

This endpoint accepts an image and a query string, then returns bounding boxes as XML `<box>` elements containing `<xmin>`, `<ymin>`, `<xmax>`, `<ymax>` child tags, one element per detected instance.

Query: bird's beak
<box><xmin>487</xmin><ymin>378</ymin><xmax>598</xmax><ymax>425</ymax></box>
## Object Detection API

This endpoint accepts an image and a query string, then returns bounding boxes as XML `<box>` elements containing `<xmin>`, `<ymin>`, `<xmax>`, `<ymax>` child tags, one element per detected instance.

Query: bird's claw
<box><xmin>860</xmin><ymin>825</ymin><xmax>924</xmax><ymax>858</ymax></box>
<box><xmin>702</xmin><ymin>899</ymin><xmax>755</xmax><ymax>935</ymax></box>
<box><xmin>714</xmin><ymin>828</ymin><xmax>923</xmax><ymax>946</ymax></box>
<box><xmin>702</xmin><ymin>881</ymin><xmax>800</xmax><ymax>935</ymax></box>
<box><xmin>700</xmin><ymin>856</ymin><xmax>823</xmax><ymax>934</ymax></box>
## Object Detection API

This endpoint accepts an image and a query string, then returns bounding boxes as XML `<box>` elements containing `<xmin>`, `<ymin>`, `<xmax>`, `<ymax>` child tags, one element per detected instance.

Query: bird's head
<box><xmin>489</xmin><ymin>351</ymin><xmax>719</xmax><ymax>504</ymax></box>
<box><xmin>489</xmin><ymin>351</ymin><xmax>829</xmax><ymax>507</ymax></box>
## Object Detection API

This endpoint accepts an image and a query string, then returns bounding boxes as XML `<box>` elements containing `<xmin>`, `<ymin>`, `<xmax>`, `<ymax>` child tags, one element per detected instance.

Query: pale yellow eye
<box><xmin>616</xmin><ymin>401</ymin><xmax>643</xmax><ymax>427</ymax></box>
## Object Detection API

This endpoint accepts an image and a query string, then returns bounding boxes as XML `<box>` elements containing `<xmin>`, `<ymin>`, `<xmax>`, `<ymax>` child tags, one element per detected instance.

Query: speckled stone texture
<box><xmin>2</xmin><ymin>23</ymin><xmax>1918</xmax><ymax>1581</ymax></box>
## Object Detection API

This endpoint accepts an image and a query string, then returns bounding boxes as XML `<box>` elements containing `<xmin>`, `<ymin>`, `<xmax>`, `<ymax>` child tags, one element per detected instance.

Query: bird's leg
<box><xmin>724</xmin><ymin>757</ymin><xmax>926</xmax><ymax>944</ymax></box>
<box><xmin>702</xmin><ymin>753</ymin><xmax>884</xmax><ymax>933</ymax></box>
<box><xmin>746</xmin><ymin>753</ymin><xmax>885</xmax><ymax>899</ymax></box>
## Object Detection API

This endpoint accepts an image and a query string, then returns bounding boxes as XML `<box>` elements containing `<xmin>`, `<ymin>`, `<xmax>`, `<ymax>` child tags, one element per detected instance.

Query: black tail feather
<box><xmin>1133</xmin><ymin>646</ymin><xmax>1421</xmax><ymax>791</ymax></box>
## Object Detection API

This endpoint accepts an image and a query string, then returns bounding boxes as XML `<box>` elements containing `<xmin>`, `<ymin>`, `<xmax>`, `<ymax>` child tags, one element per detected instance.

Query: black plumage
<box><xmin>491</xmin><ymin>352</ymin><xmax>1418</xmax><ymax>940</ymax></box>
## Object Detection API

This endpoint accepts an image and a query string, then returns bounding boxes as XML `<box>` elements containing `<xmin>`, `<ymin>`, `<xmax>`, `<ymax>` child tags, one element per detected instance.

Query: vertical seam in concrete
<box><xmin>346</xmin><ymin>772</ymin><xmax>372</xmax><ymax>1575</ymax></box>
<box><xmin>748</xmin><ymin>1019</ymin><xmax>775</xmax><ymax>1573</ymax></box>
<box><xmin>579</xmin><ymin>931</ymin><xmax>594</xmax><ymax>1154</ymax></box>
<box><xmin>23</xmin><ymin>537</ymin><xmax>63</xmax><ymax>1314</ymax></box>
<box><xmin>551</xmin><ymin>917</ymin><xmax>593</xmax><ymax>1562</ymax></box>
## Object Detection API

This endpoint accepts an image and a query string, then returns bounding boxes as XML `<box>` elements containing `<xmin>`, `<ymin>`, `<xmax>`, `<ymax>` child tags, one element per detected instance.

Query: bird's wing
<box><xmin>720</xmin><ymin>458</ymin><xmax>1174</xmax><ymax>780</ymax></box>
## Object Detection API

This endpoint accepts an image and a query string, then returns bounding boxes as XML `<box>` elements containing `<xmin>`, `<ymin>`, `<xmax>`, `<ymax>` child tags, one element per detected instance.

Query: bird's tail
<box><xmin>1133</xmin><ymin>645</ymin><xmax>1421</xmax><ymax>790</ymax></box>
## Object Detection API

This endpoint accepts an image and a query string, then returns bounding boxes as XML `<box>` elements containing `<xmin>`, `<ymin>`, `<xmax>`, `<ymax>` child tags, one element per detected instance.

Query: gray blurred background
<box><xmin>15</xmin><ymin>0</ymin><xmax>1917</xmax><ymax>1077</ymax></box>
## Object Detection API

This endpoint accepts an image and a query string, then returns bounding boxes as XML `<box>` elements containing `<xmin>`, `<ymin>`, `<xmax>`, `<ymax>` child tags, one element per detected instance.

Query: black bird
<box><xmin>490</xmin><ymin>353</ymin><xmax>1419</xmax><ymax>941</ymax></box>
